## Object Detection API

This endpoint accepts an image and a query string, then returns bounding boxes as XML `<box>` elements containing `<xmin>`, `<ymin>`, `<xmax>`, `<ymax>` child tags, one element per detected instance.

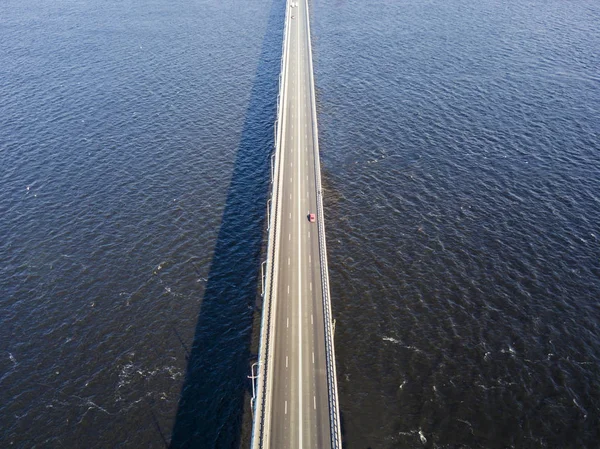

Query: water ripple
<box><xmin>314</xmin><ymin>0</ymin><xmax>600</xmax><ymax>447</ymax></box>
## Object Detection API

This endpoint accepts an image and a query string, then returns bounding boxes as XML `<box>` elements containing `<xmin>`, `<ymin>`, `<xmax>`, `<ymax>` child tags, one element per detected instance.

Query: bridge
<box><xmin>250</xmin><ymin>0</ymin><xmax>342</xmax><ymax>447</ymax></box>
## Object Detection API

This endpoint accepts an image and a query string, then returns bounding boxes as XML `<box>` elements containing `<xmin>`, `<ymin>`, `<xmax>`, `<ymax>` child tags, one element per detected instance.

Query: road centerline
<box><xmin>296</xmin><ymin>4</ymin><xmax>303</xmax><ymax>446</ymax></box>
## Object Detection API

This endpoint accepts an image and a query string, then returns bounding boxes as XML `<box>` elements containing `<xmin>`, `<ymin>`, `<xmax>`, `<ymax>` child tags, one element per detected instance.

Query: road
<box><xmin>260</xmin><ymin>0</ymin><xmax>333</xmax><ymax>447</ymax></box>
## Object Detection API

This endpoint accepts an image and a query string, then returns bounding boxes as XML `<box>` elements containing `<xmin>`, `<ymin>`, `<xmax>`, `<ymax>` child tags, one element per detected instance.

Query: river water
<box><xmin>1</xmin><ymin>0</ymin><xmax>599</xmax><ymax>447</ymax></box>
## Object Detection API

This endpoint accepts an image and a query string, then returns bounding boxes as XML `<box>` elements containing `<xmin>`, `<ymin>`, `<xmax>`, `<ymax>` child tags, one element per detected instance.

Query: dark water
<box><xmin>312</xmin><ymin>0</ymin><xmax>600</xmax><ymax>448</ymax></box>
<box><xmin>1</xmin><ymin>0</ymin><xmax>283</xmax><ymax>446</ymax></box>
<box><xmin>1</xmin><ymin>0</ymin><xmax>599</xmax><ymax>448</ymax></box>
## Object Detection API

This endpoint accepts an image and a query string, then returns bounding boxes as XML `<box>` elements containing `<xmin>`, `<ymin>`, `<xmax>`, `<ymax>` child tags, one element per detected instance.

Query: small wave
<box><xmin>500</xmin><ymin>346</ymin><xmax>517</xmax><ymax>357</ymax></box>
<box><xmin>382</xmin><ymin>336</ymin><xmax>400</xmax><ymax>344</ymax></box>
<box><xmin>382</xmin><ymin>337</ymin><xmax>423</xmax><ymax>353</ymax></box>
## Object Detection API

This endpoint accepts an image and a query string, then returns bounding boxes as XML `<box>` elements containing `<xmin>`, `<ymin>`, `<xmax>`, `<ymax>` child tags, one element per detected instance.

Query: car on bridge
<box><xmin>308</xmin><ymin>213</ymin><xmax>316</xmax><ymax>223</ymax></box>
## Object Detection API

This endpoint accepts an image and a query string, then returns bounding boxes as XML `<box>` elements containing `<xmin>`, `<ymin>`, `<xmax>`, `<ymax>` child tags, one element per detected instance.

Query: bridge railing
<box><xmin>304</xmin><ymin>0</ymin><xmax>343</xmax><ymax>446</ymax></box>
<box><xmin>250</xmin><ymin>0</ymin><xmax>291</xmax><ymax>447</ymax></box>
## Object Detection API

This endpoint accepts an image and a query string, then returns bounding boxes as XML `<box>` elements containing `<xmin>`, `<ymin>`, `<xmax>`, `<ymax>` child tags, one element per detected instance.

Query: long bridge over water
<box><xmin>250</xmin><ymin>0</ymin><xmax>342</xmax><ymax>447</ymax></box>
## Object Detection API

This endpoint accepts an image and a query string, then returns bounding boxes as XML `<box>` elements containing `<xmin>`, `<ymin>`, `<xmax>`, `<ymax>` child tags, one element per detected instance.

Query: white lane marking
<box><xmin>311</xmin><ymin>314</ymin><xmax>313</xmax><ymax>324</ymax></box>
<box><xmin>308</xmin><ymin>231</ymin><xmax>310</xmax><ymax>238</ymax></box>
<box><xmin>309</xmin><ymin>255</ymin><xmax>311</xmax><ymax>264</ymax></box>
<box><xmin>264</xmin><ymin>2</ymin><xmax>291</xmax><ymax>438</ymax></box>
<box><xmin>314</xmin><ymin>396</ymin><xmax>316</xmax><ymax>410</ymax></box>
<box><xmin>310</xmin><ymin>282</ymin><xmax>312</xmax><ymax>291</ymax></box>
<box><xmin>290</xmin><ymin>177</ymin><xmax>292</xmax><ymax>183</ymax></box>
<box><xmin>297</xmin><ymin>13</ymin><xmax>303</xmax><ymax>448</ymax></box>
<box><xmin>289</xmin><ymin>233</ymin><xmax>291</xmax><ymax>241</ymax></box>
<box><xmin>287</xmin><ymin>317</ymin><xmax>289</xmax><ymax>328</ymax></box>
<box><xmin>290</xmin><ymin>193</ymin><xmax>292</xmax><ymax>200</ymax></box>
<box><xmin>289</xmin><ymin>213</ymin><xmax>292</xmax><ymax>219</ymax></box>
<box><xmin>312</xmin><ymin>352</ymin><xmax>315</xmax><ymax>363</ymax></box>
<box><xmin>288</xmin><ymin>285</ymin><xmax>290</xmax><ymax>294</ymax></box>
<box><xmin>305</xmin><ymin>24</ymin><xmax>327</xmax><ymax>401</ymax></box>
<box><xmin>285</xmin><ymin>400</ymin><xmax>288</xmax><ymax>415</ymax></box>
<box><xmin>288</xmin><ymin>257</ymin><xmax>290</xmax><ymax>266</ymax></box>
<box><xmin>286</xmin><ymin>356</ymin><xmax>288</xmax><ymax>368</ymax></box>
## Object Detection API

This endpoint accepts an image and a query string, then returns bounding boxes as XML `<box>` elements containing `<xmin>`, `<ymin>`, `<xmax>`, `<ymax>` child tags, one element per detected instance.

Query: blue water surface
<box><xmin>1</xmin><ymin>0</ymin><xmax>599</xmax><ymax>447</ymax></box>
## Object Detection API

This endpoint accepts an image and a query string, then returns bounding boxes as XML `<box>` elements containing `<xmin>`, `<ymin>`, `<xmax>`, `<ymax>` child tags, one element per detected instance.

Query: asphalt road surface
<box><xmin>261</xmin><ymin>0</ymin><xmax>333</xmax><ymax>447</ymax></box>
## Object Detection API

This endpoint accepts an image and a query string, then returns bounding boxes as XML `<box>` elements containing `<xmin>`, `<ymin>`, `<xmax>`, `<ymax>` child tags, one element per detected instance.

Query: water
<box><xmin>1</xmin><ymin>0</ymin><xmax>283</xmax><ymax>446</ymax></box>
<box><xmin>312</xmin><ymin>0</ymin><xmax>600</xmax><ymax>447</ymax></box>
<box><xmin>1</xmin><ymin>0</ymin><xmax>599</xmax><ymax>447</ymax></box>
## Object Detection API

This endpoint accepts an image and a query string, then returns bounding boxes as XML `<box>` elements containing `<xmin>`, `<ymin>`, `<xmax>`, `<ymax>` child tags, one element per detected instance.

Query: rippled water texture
<box><xmin>1</xmin><ymin>0</ymin><xmax>283</xmax><ymax>446</ymax></box>
<box><xmin>2</xmin><ymin>0</ymin><xmax>600</xmax><ymax>447</ymax></box>
<box><xmin>313</xmin><ymin>0</ymin><xmax>600</xmax><ymax>447</ymax></box>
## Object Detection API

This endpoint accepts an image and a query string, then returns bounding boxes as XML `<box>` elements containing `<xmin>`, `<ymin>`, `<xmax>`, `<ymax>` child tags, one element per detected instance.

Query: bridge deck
<box><xmin>252</xmin><ymin>0</ymin><xmax>341</xmax><ymax>447</ymax></box>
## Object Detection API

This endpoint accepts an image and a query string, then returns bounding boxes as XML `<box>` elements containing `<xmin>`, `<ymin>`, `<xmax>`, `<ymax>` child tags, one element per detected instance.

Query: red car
<box><xmin>308</xmin><ymin>213</ymin><xmax>316</xmax><ymax>223</ymax></box>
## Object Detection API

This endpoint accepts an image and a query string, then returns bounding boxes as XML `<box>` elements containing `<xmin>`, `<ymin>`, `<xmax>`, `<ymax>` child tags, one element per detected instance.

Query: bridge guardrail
<box><xmin>304</xmin><ymin>0</ymin><xmax>343</xmax><ymax>446</ymax></box>
<box><xmin>250</xmin><ymin>0</ymin><xmax>291</xmax><ymax>447</ymax></box>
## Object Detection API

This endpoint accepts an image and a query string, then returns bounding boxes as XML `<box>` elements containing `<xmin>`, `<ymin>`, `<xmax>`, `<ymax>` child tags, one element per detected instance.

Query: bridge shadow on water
<box><xmin>169</xmin><ymin>1</ymin><xmax>285</xmax><ymax>448</ymax></box>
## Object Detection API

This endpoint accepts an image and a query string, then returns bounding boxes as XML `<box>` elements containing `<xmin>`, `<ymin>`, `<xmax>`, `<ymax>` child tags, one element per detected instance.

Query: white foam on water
<box><xmin>382</xmin><ymin>336</ymin><xmax>400</xmax><ymax>344</ymax></box>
